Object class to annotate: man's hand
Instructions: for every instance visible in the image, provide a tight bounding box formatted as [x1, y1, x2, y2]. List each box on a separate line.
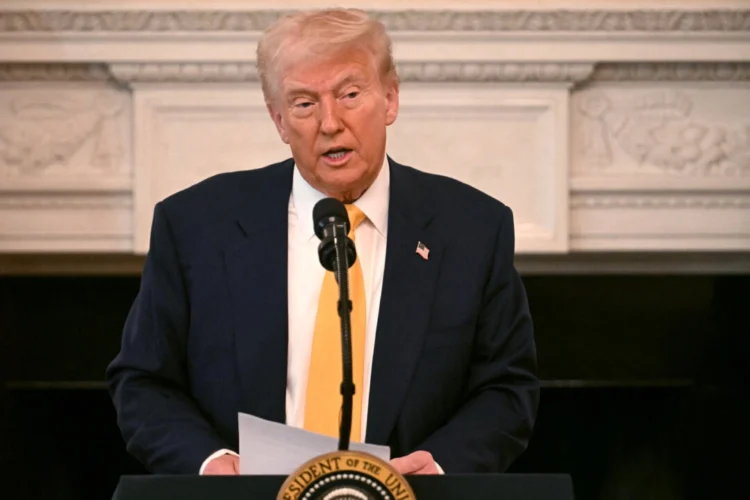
[202, 454, 239, 475]
[390, 451, 440, 475]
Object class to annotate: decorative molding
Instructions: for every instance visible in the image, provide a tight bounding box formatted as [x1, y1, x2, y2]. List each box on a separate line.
[575, 90, 750, 176]
[0, 63, 111, 82]
[591, 63, 750, 82]
[571, 194, 750, 209]
[7, 62, 750, 85]
[397, 62, 595, 83]
[5, 62, 747, 84]
[109, 62, 595, 84]
[0, 91, 127, 173]
[0, 194, 132, 209]
[371, 10, 750, 32]
[0, 10, 749, 33]
[109, 63, 258, 83]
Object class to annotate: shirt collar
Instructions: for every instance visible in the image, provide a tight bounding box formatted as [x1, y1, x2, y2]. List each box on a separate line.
[292, 156, 390, 241]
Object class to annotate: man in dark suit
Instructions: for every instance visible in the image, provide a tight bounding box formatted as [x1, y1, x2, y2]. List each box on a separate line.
[106, 8, 538, 476]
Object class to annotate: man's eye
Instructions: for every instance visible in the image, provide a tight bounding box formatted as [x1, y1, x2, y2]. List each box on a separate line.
[345, 92, 359, 99]
[295, 102, 313, 108]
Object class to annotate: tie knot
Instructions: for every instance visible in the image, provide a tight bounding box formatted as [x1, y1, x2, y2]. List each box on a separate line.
[345, 204, 366, 237]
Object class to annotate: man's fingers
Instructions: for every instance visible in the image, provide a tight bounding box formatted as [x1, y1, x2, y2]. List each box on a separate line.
[391, 451, 435, 474]
[204, 455, 240, 475]
[411, 461, 440, 475]
[390, 456, 418, 474]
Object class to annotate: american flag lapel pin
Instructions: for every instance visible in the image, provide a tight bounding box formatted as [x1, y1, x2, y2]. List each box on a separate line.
[415, 241, 430, 260]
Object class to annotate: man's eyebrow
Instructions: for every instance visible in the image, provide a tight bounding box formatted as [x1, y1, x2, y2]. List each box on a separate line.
[284, 83, 315, 97]
[334, 73, 364, 89]
[284, 72, 366, 99]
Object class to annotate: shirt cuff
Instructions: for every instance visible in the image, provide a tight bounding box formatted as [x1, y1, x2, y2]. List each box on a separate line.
[435, 461, 445, 474]
[199, 449, 239, 475]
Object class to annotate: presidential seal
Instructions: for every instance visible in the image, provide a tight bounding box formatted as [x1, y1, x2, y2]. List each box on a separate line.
[277, 450, 416, 500]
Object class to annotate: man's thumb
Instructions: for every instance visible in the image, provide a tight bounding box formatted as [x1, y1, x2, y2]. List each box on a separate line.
[395, 451, 432, 471]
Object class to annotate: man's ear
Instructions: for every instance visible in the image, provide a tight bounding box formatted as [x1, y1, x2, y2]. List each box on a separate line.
[267, 101, 289, 144]
[384, 79, 399, 126]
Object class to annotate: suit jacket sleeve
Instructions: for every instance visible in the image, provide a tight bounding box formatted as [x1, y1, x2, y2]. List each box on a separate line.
[105, 202, 230, 473]
[418, 205, 539, 472]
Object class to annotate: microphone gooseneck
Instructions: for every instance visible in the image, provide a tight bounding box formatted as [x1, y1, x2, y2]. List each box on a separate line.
[312, 198, 357, 451]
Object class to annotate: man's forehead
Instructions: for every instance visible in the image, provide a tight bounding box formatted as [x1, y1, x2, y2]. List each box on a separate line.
[281, 65, 370, 93]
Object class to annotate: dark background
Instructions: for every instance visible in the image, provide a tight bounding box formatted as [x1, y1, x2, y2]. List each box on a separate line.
[1, 270, 748, 499]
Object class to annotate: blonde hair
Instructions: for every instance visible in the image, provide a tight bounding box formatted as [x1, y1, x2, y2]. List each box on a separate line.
[256, 9, 398, 103]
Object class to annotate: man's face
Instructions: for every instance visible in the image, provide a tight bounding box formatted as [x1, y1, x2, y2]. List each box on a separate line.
[267, 47, 399, 202]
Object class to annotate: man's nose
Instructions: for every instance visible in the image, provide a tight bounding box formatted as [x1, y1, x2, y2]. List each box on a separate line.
[319, 98, 344, 136]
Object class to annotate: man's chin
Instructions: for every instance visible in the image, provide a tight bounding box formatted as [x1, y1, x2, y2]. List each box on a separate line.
[319, 165, 364, 184]
[320, 178, 368, 202]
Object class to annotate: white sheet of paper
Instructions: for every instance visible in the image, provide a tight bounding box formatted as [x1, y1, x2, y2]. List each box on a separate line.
[238, 412, 391, 475]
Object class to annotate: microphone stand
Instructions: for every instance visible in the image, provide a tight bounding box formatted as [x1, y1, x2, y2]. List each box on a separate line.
[283, 199, 416, 499]
[330, 225, 355, 452]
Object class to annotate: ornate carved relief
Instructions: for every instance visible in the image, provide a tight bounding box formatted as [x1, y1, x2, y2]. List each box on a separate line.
[1, 10, 748, 32]
[575, 90, 750, 176]
[0, 90, 129, 174]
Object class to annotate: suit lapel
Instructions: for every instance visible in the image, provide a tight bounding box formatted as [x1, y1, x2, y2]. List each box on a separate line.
[366, 159, 443, 445]
[224, 161, 294, 424]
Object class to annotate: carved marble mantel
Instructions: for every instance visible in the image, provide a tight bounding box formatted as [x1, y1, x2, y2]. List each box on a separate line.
[1, 1, 749, 268]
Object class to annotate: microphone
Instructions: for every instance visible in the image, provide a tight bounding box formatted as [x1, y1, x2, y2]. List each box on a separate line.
[312, 198, 357, 452]
[313, 198, 357, 273]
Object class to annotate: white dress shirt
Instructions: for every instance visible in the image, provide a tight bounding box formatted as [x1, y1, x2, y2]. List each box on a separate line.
[286, 157, 390, 440]
[199, 157, 389, 473]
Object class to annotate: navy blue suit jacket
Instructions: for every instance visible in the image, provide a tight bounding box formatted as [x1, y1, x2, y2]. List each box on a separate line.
[106, 157, 539, 474]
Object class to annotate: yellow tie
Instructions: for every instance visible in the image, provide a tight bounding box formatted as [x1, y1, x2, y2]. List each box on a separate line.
[304, 204, 367, 441]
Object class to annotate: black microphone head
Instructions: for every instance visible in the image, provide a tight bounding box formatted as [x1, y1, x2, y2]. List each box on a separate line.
[313, 197, 350, 240]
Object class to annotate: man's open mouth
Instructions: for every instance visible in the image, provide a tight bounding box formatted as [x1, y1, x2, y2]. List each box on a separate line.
[324, 148, 352, 159]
